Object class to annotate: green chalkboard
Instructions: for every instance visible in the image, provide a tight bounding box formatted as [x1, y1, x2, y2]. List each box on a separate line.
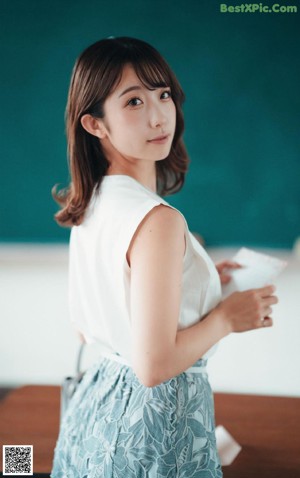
[0, 0, 299, 247]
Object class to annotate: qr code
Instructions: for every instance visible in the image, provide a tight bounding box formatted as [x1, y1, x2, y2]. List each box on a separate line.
[3, 445, 33, 475]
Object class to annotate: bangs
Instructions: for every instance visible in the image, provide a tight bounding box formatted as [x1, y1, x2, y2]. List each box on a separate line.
[87, 37, 184, 107]
[107, 58, 170, 99]
[116, 37, 172, 89]
[133, 59, 170, 90]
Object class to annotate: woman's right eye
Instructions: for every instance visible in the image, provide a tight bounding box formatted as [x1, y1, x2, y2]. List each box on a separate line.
[126, 97, 142, 107]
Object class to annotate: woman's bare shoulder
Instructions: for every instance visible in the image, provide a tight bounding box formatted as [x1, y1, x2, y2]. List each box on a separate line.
[126, 204, 186, 267]
[145, 203, 185, 226]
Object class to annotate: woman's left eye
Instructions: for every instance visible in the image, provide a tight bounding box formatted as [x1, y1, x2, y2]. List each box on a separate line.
[161, 90, 172, 99]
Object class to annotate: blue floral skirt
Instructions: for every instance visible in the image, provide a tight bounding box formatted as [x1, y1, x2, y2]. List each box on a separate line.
[51, 356, 222, 478]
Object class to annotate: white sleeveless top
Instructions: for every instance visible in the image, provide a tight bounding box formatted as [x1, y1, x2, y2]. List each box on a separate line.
[68, 174, 222, 365]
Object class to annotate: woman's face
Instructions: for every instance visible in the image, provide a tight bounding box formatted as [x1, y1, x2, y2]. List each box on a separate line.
[98, 64, 176, 165]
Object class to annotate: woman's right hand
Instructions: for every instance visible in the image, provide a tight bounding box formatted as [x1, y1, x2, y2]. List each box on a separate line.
[217, 285, 278, 334]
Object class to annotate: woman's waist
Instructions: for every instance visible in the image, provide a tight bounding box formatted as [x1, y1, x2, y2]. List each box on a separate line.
[100, 351, 207, 375]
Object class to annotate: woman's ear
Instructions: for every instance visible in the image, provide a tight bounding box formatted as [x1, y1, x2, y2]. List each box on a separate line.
[80, 114, 107, 139]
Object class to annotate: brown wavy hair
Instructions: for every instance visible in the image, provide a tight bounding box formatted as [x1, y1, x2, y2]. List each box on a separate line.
[53, 36, 190, 226]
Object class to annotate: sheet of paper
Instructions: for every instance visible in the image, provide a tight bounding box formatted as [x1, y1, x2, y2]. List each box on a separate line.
[222, 247, 288, 298]
[215, 425, 242, 466]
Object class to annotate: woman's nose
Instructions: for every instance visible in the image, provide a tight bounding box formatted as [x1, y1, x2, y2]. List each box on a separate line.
[149, 103, 167, 129]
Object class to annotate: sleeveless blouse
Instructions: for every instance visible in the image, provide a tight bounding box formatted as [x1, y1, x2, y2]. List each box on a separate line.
[68, 175, 222, 364]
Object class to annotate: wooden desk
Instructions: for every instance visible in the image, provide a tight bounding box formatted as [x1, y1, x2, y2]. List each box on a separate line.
[0, 386, 299, 477]
[214, 393, 300, 477]
[0, 386, 59, 477]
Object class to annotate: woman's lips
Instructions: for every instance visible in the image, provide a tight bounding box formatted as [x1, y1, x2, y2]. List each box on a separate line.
[147, 134, 170, 144]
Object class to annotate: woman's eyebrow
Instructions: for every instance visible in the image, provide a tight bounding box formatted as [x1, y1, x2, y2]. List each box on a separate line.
[119, 83, 167, 98]
[118, 85, 143, 98]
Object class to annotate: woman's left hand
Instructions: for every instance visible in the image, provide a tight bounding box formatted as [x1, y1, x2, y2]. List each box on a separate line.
[215, 260, 242, 284]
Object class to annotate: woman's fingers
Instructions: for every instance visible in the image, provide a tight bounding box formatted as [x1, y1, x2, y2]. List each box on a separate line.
[258, 284, 276, 297]
[259, 288, 277, 319]
[216, 260, 243, 284]
[263, 295, 279, 306]
[224, 261, 243, 269]
[216, 260, 242, 272]
[260, 287, 277, 326]
[219, 283, 278, 333]
[261, 317, 273, 327]
[259, 287, 278, 318]
[219, 274, 231, 284]
[263, 306, 273, 317]
[248, 285, 277, 301]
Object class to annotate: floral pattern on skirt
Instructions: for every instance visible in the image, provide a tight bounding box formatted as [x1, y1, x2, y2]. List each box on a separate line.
[51, 356, 222, 478]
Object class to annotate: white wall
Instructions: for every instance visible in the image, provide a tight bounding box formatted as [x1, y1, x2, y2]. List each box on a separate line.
[1, 244, 299, 397]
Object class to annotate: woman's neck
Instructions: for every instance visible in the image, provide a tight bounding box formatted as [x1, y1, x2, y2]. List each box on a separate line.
[101, 136, 158, 193]
[106, 163, 157, 193]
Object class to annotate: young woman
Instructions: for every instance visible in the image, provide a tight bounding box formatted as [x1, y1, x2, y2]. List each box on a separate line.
[51, 37, 278, 478]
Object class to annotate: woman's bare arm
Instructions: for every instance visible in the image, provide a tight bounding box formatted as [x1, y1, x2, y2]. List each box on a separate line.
[128, 205, 278, 387]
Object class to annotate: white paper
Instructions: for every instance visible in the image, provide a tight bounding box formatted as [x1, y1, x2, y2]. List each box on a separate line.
[215, 425, 242, 466]
[222, 247, 288, 298]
